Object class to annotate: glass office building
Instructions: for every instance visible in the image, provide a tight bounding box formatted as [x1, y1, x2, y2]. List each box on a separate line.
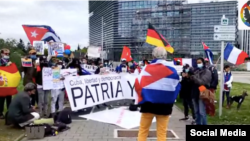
[238, 30, 250, 55]
[189, 1, 238, 58]
[89, 0, 238, 61]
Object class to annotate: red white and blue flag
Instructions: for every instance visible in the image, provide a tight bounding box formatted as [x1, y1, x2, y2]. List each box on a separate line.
[135, 59, 181, 104]
[224, 43, 248, 65]
[22, 25, 61, 44]
[202, 42, 214, 65]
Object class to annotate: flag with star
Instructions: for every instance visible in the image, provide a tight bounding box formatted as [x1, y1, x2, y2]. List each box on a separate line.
[22, 25, 61, 44]
[134, 59, 181, 104]
[121, 46, 133, 62]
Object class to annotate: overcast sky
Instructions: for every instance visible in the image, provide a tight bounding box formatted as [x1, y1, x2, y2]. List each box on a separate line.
[0, 0, 89, 49]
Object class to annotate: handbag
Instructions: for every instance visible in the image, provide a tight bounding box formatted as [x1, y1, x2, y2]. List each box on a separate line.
[199, 86, 215, 102]
[199, 87, 216, 116]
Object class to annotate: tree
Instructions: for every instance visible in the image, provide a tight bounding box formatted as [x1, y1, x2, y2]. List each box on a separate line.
[17, 39, 25, 50]
[0, 38, 26, 71]
[81, 47, 88, 54]
[26, 42, 31, 51]
[77, 44, 81, 50]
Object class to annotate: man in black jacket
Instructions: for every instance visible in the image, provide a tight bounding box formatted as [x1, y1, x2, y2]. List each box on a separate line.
[205, 59, 219, 102]
[7, 83, 40, 127]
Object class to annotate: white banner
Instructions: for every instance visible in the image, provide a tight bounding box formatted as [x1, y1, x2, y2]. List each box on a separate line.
[64, 74, 137, 111]
[87, 47, 101, 58]
[79, 107, 156, 129]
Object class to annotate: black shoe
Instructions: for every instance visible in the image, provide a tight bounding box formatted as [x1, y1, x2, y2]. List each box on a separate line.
[179, 116, 189, 121]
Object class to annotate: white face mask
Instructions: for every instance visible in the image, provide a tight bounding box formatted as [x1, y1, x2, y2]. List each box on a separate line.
[122, 67, 127, 72]
[3, 55, 9, 59]
[58, 65, 62, 69]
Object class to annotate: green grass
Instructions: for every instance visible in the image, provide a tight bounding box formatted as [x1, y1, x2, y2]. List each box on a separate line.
[175, 82, 250, 124]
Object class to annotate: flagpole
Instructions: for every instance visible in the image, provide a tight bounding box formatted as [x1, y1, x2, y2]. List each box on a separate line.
[219, 40, 224, 117]
[101, 16, 104, 64]
[215, 55, 221, 67]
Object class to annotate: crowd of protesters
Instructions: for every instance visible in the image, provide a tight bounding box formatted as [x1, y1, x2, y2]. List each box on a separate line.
[0, 46, 234, 141]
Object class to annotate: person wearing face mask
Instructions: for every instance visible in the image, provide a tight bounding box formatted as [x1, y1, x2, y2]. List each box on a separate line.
[48, 58, 65, 118]
[82, 58, 88, 64]
[116, 58, 128, 73]
[179, 64, 195, 123]
[35, 56, 50, 117]
[0, 48, 11, 66]
[22, 49, 38, 107]
[0, 49, 13, 119]
[190, 58, 212, 125]
[7, 83, 40, 127]
[103, 60, 110, 68]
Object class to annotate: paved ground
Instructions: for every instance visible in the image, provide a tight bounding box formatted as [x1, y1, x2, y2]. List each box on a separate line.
[218, 71, 250, 84]
[21, 106, 186, 141]
[232, 72, 250, 84]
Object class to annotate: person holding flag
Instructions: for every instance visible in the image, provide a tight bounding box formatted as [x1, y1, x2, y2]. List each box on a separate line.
[0, 48, 18, 119]
[202, 42, 218, 94]
[146, 22, 174, 54]
[135, 47, 181, 141]
[116, 46, 132, 73]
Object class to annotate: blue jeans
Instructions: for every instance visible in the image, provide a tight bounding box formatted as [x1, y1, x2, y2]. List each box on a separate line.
[222, 90, 230, 106]
[192, 99, 207, 125]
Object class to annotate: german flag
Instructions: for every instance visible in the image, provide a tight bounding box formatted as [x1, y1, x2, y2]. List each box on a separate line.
[0, 63, 21, 96]
[146, 23, 174, 54]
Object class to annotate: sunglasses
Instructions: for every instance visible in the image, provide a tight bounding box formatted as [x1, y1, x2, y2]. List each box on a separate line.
[4, 53, 10, 55]
[31, 53, 36, 55]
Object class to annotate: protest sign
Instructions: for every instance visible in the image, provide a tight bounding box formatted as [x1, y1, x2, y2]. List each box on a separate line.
[42, 67, 63, 90]
[33, 41, 44, 55]
[64, 74, 136, 111]
[21, 58, 32, 67]
[87, 46, 101, 58]
[60, 69, 77, 78]
[81, 64, 97, 74]
[49, 42, 64, 57]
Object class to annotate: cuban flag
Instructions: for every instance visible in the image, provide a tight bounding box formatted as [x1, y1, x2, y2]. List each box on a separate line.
[22, 25, 61, 44]
[173, 58, 197, 68]
[224, 43, 249, 65]
[202, 42, 214, 65]
[79, 65, 92, 75]
[135, 59, 181, 104]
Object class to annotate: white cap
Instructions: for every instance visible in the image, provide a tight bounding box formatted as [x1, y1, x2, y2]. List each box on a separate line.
[121, 58, 126, 61]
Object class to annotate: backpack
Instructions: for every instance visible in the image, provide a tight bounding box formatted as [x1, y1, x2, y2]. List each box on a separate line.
[54, 108, 72, 124]
[208, 66, 218, 88]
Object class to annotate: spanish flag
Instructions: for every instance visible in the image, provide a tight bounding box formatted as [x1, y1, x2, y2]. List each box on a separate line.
[146, 23, 174, 54]
[0, 63, 21, 96]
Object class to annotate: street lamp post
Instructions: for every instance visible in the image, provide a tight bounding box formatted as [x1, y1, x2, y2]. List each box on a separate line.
[101, 16, 104, 64]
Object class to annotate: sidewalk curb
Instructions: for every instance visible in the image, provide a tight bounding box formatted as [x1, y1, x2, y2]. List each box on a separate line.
[14, 134, 24, 141]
